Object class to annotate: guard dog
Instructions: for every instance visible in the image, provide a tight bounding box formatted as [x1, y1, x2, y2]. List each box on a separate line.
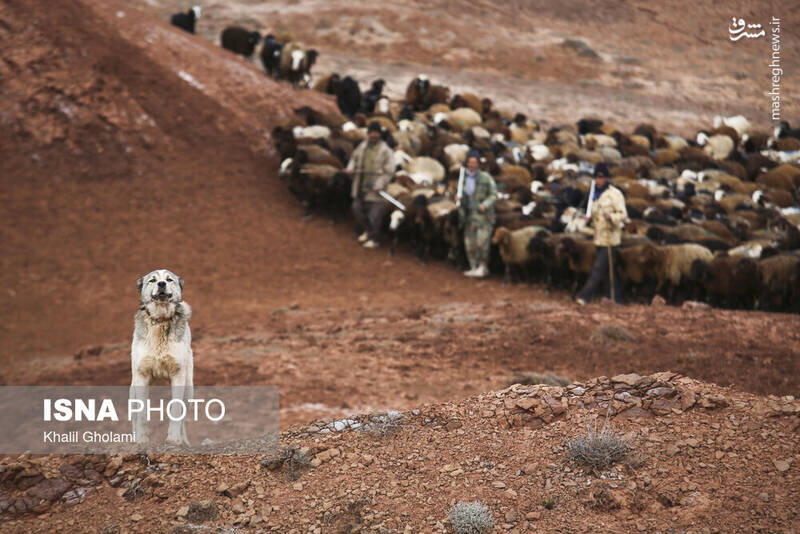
[130, 269, 193, 446]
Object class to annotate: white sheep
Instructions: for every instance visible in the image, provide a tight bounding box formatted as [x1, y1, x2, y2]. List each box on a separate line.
[447, 107, 482, 133]
[292, 125, 331, 140]
[404, 156, 445, 185]
[713, 115, 751, 137]
[697, 132, 734, 160]
[443, 143, 470, 171]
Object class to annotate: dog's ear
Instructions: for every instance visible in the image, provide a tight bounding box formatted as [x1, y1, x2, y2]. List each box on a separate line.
[136, 277, 144, 293]
[178, 276, 184, 290]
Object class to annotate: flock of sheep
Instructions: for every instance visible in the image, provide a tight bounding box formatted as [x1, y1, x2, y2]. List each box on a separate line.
[170, 6, 317, 86]
[169, 7, 800, 313]
[274, 73, 800, 313]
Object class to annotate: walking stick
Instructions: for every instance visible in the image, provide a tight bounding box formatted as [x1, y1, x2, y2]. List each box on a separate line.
[607, 244, 615, 304]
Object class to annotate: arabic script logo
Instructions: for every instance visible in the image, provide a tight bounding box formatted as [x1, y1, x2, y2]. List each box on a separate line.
[729, 17, 766, 41]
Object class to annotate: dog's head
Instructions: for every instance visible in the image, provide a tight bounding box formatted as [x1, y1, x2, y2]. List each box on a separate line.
[137, 269, 184, 306]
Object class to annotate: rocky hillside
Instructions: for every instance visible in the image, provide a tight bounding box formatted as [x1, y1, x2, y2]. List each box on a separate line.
[2, 373, 799, 532]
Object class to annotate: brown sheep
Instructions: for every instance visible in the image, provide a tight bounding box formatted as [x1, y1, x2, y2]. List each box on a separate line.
[312, 73, 339, 94]
[654, 149, 680, 167]
[758, 254, 800, 311]
[450, 93, 483, 116]
[492, 226, 548, 284]
[639, 243, 713, 301]
[555, 235, 597, 296]
[756, 164, 800, 191]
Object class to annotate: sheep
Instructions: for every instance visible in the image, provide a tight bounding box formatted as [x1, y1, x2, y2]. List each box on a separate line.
[713, 115, 751, 138]
[335, 76, 361, 117]
[313, 73, 340, 94]
[638, 243, 713, 302]
[710, 125, 740, 148]
[289, 151, 351, 219]
[774, 120, 800, 141]
[437, 108, 481, 133]
[442, 144, 470, 172]
[260, 34, 284, 78]
[753, 189, 795, 209]
[292, 124, 331, 141]
[362, 79, 385, 114]
[404, 156, 445, 185]
[758, 253, 800, 311]
[690, 255, 759, 309]
[554, 235, 597, 297]
[406, 195, 457, 263]
[756, 164, 800, 191]
[696, 132, 734, 160]
[577, 118, 604, 135]
[405, 75, 431, 111]
[492, 226, 548, 285]
[279, 42, 317, 87]
[525, 232, 565, 290]
[660, 134, 689, 152]
[220, 27, 261, 59]
[170, 6, 201, 34]
[616, 244, 657, 300]
[450, 93, 483, 116]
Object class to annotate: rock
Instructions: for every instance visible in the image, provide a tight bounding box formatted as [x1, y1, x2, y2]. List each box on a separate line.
[216, 483, 229, 495]
[773, 459, 791, 473]
[292, 482, 303, 491]
[522, 463, 537, 475]
[445, 420, 462, 430]
[26, 478, 71, 502]
[611, 373, 642, 387]
[651, 295, 666, 307]
[104, 456, 124, 477]
[664, 444, 680, 457]
[525, 511, 541, 520]
[186, 500, 217, 522]
[130, 513, 142, 522]
[224, 481, 250, 498]
[492, 481, 506, 489]
[176, 506, 189, 518]
[362, 455, 374, 466]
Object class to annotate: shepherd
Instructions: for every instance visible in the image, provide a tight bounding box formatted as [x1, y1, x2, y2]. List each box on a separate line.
[576, 163, 627, 305]
[346, 121, 394, 249]
[456, 150, 497, 278]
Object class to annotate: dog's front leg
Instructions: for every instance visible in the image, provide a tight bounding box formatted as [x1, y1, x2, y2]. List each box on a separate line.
[129, 374, 150, 446]
[167, 371, 190, 446]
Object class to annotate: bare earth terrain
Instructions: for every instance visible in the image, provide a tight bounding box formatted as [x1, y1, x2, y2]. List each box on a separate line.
[0, 0, 798, 531]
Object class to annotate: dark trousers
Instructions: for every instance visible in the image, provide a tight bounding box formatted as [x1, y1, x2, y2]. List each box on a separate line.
[578, 245, 622, 303]
[351, 197, 387, 242]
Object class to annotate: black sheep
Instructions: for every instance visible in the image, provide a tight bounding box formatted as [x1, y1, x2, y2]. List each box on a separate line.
[577, 118, 604, 135]
[774, 120, 800, 140]
[336, 76, 361, 118]
[221, 27, 262, 59]
[260, 34, 283, 78]
[362, 79, 386, 114]
[170, 6, 200, 34]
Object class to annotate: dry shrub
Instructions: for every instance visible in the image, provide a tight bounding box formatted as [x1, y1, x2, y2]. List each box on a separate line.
[507, 372, 571, 387]
[589, 324, 637, 344]
[567, 420, 630, 469]
[448, 501, 494, 534]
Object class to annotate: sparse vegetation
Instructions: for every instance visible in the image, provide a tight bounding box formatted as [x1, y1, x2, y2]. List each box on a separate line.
[448, 501, 494, 534]
[261, 446, 311, 480]
[567, 420, 631, 469]
[508, 372, 571, 387]
[541, 495, 556, 510]
[589, 324, 638, 344]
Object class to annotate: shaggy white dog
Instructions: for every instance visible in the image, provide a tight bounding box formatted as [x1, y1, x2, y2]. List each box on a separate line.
[130, 269, 193, 446]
